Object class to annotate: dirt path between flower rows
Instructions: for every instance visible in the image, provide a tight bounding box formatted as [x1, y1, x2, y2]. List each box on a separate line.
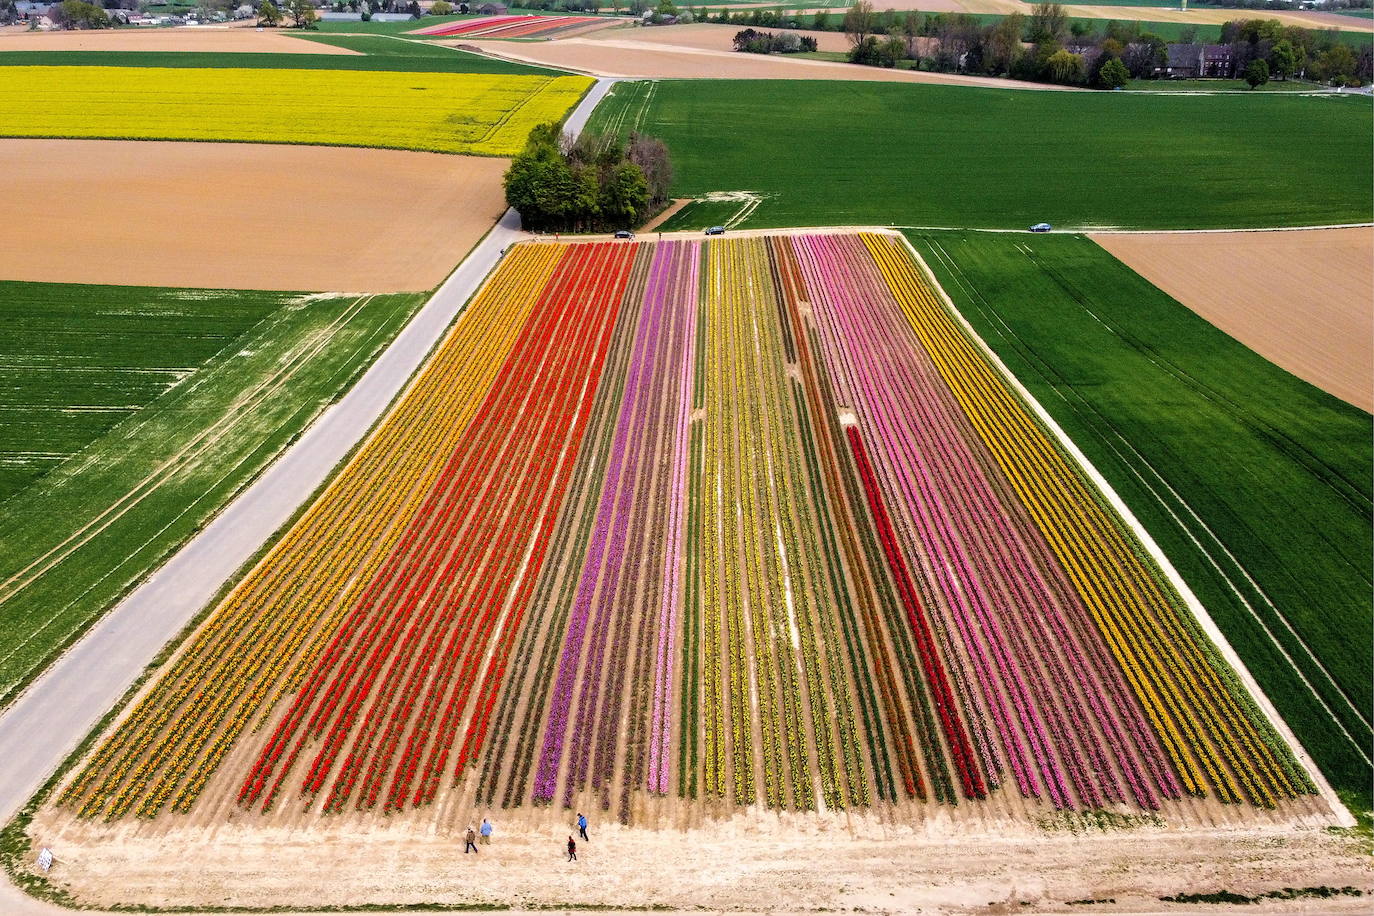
[1093, 228, 1374, 413]
[0, 139, 508, 292]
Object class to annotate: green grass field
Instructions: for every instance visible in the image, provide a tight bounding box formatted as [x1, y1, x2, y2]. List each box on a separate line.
[903, 230, 1373, 817]
[584, 80, 1373, 230]
[0, 282, 427, 711]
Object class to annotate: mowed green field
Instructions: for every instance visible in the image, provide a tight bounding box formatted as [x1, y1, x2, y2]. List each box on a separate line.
[903, 231, 1373, 816]
[0, 282, 427, 710]
[585, 80, 1373, 230]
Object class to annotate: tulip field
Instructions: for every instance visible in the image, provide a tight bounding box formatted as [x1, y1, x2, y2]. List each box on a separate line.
[57, 232, 1320, 828]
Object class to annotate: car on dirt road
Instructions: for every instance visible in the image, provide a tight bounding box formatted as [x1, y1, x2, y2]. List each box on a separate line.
[1029, 223, 1053, 233]
[614, 230, 634, 239]
[705, 226, 726, 236]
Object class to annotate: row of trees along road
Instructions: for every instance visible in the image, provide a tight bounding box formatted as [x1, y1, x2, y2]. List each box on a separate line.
[504, 123, 673, 233]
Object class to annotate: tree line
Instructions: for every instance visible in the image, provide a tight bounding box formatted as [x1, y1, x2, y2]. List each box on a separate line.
[504, 123, 673, 233]
[718, 2, 1371, 87]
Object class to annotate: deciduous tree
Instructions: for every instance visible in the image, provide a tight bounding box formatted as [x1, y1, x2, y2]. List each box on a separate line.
[843, 0, 875, 48]
[1097, 56, 1129, 88]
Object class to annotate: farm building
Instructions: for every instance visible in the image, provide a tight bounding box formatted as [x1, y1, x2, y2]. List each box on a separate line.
[1159, 43, 1238, 79]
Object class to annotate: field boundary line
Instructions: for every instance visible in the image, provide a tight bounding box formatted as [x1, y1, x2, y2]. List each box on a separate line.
[0, 295, 375, 612]
[896, 232, 1356, 828]
[891, 223, 1374, 235]
[923, 238, 1373, 755]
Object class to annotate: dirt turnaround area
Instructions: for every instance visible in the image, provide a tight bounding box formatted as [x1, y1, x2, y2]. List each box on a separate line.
[0, 139, 509, 292]
[0, 26, 357, 53]
[21, 809, 1374, 912]
[1093, 228, 1374, 413]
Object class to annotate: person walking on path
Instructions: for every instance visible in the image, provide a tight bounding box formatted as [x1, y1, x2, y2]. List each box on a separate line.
[464, 824, 478, 854]
[566, 835, 577, 862]
[480, 818, 493, 845]
[577, 812, 589, 842]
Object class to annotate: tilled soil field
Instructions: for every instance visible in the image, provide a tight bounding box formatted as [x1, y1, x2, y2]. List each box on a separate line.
[0, 139, 509, 292]
[1093, 228, 1374, 412]
[0, 27, 358, 53]
[455, 35, 1077, 87]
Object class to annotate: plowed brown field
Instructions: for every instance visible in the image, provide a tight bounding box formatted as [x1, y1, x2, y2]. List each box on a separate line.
[0, 27, 358, 53]
[454, 34, 1077, 88]
[1093, 228, 1374, 412]
[0, 139, 508, 292]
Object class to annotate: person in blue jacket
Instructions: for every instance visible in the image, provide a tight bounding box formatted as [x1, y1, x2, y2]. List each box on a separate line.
[576, 812, 589, 842]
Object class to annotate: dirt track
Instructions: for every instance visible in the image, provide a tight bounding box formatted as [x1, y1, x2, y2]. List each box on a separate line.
[1093, 228, 1374, 413]
[0, 27, 357, 53]
[0, 139, 508, 292]
[22, 808, 1374, 912]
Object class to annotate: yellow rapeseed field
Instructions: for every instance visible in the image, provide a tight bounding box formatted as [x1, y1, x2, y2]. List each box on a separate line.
[0, 66, 592, 156]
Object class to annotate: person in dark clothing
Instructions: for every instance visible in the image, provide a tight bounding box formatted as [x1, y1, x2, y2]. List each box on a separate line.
[576, 812, 589, 841]
[464, 825, 478, 854]
[566, 835, 577, 861]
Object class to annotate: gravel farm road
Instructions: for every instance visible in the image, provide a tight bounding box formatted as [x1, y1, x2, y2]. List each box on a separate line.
[0, 80, 616, 913]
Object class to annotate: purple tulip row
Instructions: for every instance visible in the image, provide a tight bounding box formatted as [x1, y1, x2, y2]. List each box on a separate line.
[533, 242, 697, 805]
[648, 241, 700, 796]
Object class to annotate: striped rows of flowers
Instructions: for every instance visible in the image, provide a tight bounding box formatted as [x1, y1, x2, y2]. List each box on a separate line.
[60, 233, 1313, 827]
[59, 244, 564, 821]
[859, 232, 1308, 809]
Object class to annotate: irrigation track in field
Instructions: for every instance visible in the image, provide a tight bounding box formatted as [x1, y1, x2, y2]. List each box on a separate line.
[0, 79, 617, 834]
[0, 295, 378, 621]
[921, 237, 1373, 768]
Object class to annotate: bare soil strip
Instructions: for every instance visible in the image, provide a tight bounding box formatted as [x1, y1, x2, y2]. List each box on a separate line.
[597, 22, 853, 54]
[641, 198, 692, 231]
[0, 27, 359, 53]
[455, 34, 1079, 88]
[22, 811, 1374, 912]
[1093, 228, 1374, 413]
[0, 139, 509, 292]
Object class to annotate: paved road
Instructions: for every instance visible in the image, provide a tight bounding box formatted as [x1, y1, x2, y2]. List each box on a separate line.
[0, 81, 613, 913]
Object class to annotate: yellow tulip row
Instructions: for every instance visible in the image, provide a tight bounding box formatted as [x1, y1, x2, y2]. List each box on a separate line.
[861, 233, 1301, 808]
[693, 237, 866, 811]
[62, 244, 566, 820]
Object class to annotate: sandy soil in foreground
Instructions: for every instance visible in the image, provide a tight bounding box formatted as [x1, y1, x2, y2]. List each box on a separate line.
[1093, 228, 1374, 413]
[22, 807, 1374, 912]
[455, 34, 1077, 87]
[0, 139, 508, 292]
[0, 27, 358, 53]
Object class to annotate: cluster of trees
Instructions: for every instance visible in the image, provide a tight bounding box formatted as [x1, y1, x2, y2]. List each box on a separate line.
[716, 1, 1367, 87]
[1219, 17, 1372, 85]
[732, 27, 817, 54]
[256, 0, 317, 27]
[1193, 0, 1369, 9]
[321, 0, 429, 18]
[504, 123, 673, 232]
[523, 0, 605, 12]
[50, 0, 111, 27]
